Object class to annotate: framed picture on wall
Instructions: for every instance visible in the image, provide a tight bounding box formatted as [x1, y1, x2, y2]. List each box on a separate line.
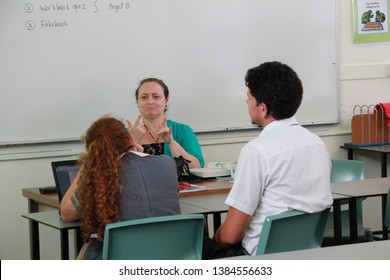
[353, 0, 390, 45]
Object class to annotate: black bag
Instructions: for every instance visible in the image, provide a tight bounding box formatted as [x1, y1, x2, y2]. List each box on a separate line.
[173, 156, 202, 183]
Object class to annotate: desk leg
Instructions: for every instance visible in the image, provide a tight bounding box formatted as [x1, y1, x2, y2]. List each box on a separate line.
[348, 198, 358, 243]
[347, 149, 354, 160]
[382, 195, 389, 240]
[75, 228, 83, 256]
[332, 201, 342, 245]
[27, 198, 39, 213]
[29, 220, 40, 260]
[380, 153, 387, 178]
[27, 198, 40, 260]
[213, 213, 222, 233]
[60, 230, 70, 260]
[202, 214, 210, 236]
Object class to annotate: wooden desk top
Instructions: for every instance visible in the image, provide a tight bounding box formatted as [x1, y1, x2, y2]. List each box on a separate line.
[181, 179, 232, 197]
[22, 188, 60, 208]
[22, 179, 233, 209]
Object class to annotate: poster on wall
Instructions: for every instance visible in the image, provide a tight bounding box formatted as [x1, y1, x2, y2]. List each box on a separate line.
[353, 0, 390, 45]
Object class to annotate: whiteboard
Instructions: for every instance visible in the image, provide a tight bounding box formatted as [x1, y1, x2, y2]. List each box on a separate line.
[0, 0, 339, 144]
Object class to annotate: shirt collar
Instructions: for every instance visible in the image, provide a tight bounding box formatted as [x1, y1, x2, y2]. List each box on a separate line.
[262, 116, 298, 132]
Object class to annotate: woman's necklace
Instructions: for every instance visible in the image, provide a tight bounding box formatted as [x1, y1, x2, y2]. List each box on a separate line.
[144, 124, 159, 144]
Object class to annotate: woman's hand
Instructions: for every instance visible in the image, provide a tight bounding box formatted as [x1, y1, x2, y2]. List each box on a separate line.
[157, 117, 174, 144]
[129, 115, 145, 144]
[132, 143, 144, 152]
[157, 118, 201, 168]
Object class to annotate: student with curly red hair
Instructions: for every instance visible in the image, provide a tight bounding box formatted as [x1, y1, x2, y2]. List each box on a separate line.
[60, 115, 180, 259]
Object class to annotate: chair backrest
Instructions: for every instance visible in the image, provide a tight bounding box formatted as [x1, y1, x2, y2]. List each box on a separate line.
[330, 159, 365, 182]
[256, 208, 330, 255]
[102, 214, 204, 260]
[330, 159, 366, 223]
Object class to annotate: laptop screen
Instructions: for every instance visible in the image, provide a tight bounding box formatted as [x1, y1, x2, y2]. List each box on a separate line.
[51, 160, 79, 202]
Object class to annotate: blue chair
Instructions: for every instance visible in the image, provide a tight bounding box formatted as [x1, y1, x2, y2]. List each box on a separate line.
[322, 159, 373, 246]
[256, 208, 330, 255]
[102, 214, 205, 260]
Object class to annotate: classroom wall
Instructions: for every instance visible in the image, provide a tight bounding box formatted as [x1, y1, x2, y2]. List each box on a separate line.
[1, 0, 390, 260]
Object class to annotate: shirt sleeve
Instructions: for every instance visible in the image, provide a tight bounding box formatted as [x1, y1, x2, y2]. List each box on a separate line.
[225, 143, 268, 215]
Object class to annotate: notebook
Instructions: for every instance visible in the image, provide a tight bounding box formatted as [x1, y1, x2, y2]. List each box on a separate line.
[51, 160, 79, 202]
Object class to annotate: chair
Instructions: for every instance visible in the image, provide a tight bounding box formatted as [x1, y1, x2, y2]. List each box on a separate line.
[102, 214, 204, 260]
[330, 159, 365, 182]
[256, 208, 330, 255]
[322, 159, 373, 246]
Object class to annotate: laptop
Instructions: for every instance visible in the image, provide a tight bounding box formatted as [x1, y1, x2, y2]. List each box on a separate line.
[51, 160, 80, 202]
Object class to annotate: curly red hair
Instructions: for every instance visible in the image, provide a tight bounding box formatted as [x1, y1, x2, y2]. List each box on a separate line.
[78, 116, 132, 243]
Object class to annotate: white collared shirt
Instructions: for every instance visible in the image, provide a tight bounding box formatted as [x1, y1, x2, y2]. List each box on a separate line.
[225, 117, 333, 255]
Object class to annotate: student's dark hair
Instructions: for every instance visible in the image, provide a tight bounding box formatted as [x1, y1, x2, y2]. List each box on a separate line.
[245, 61, 303, 120]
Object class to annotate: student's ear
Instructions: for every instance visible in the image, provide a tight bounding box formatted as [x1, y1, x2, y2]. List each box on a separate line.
[258, 102, 268, 117]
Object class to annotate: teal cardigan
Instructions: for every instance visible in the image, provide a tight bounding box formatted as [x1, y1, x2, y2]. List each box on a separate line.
[165, 119, 205, 167]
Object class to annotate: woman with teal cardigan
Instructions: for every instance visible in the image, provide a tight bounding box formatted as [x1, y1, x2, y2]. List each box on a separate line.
[130, 77, 204, 168]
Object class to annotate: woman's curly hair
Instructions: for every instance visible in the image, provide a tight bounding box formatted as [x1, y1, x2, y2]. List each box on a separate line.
[77, 116, 132, 243]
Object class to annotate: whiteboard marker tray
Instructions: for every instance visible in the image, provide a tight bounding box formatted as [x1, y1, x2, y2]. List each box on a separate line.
[190, 168, 230, 178]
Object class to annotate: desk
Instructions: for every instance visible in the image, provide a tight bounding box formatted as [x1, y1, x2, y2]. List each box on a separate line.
[331, 193, 350, 245]
[331, 177, 390, 243]
[181, 193, 229, 232]
[229, 239, 390, 260]
[24, 179, 378, 259]
[181, 193, 347, 246]
[180, 192, 349, 246]
[22, 179, 232, 213]
[340, 144, 390, 177]
[21, 211, 82, 260]
[21, 201, 220, 260]
[22, 179, 232, 260]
